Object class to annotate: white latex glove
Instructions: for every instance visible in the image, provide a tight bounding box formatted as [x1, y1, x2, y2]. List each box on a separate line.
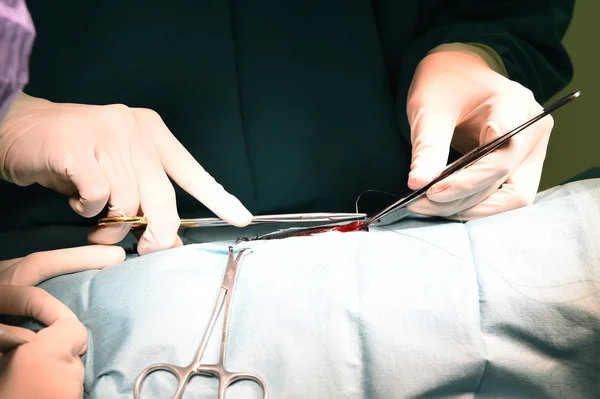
[0, 93, 253, 254]
[0, 245, 126, 399]
[405, 43, 553, 220]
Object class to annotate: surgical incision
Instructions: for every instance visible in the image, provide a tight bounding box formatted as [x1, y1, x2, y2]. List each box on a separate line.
[236, 221, 369, 243]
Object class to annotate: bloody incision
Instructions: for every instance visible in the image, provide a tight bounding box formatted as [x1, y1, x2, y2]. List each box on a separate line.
[237, 220, 369, 243]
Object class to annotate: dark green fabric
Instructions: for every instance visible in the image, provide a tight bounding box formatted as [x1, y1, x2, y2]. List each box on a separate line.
[562, 167, 600, 184]
[0, 0, 574, 230]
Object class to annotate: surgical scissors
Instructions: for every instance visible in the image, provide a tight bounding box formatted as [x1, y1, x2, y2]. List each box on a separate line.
[98, 212, 367, 230]
[133, 247, 268, 399]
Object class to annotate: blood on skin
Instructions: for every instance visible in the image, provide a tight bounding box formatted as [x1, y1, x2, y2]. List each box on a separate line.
[237, 221, 369, 243]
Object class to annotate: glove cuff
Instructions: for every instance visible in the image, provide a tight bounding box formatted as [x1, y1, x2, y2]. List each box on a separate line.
[427, 42, 509, 78]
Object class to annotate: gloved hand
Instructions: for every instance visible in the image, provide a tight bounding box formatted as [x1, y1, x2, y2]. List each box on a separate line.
[405, 43, 553, 220]
[0, 93, 253, 254]
[0, 245, 126, 399]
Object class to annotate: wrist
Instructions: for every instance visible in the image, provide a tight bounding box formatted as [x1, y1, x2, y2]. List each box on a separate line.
[1, 91, 28, 127]
[0, 92, 48, 129]
[0, 92, 43, 183]
[427, 42, 508, 77]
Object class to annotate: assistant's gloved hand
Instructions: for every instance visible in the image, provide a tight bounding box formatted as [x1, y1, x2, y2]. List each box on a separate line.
[405, 43, 553, 220]
[0, 93, 253, 254]
[0, 245, 126, 399]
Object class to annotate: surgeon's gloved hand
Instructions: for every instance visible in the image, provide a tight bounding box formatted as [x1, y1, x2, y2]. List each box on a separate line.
[0, 245, 126, 399]
[0, 93, 253, 254]
[405, 43, 553, 220]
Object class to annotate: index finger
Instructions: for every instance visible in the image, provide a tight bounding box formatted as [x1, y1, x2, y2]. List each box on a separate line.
[0, 287, 89, 356]
[0, 245, 126, 286]
[0, 285, 77, 326]
[34, 317, 88, 357]
[137, 109, 253, 227]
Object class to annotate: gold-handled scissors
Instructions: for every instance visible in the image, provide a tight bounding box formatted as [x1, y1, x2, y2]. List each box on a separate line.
[134, 247, 267, 399]
[98, 212, 367, 230]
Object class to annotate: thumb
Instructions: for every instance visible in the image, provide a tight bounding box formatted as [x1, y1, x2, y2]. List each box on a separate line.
[35, 318, 89, 357]
[406, 105, 458, 190]
[0, 286, 89, 355]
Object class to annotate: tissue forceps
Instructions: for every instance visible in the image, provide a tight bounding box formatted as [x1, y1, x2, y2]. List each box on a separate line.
[365, 90, 581, 227]
[98, 212, 367, 230]
[133, 247, 268, 399]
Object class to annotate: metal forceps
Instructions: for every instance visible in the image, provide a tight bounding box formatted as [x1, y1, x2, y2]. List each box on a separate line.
[365, 90, 581, 227]
[133, 247, 268, 399]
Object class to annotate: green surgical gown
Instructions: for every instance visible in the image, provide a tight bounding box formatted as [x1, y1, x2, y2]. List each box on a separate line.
[0, 0, 574, 229]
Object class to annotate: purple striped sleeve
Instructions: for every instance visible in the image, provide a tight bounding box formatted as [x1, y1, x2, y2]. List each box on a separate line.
[0, 0, 35, 122]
